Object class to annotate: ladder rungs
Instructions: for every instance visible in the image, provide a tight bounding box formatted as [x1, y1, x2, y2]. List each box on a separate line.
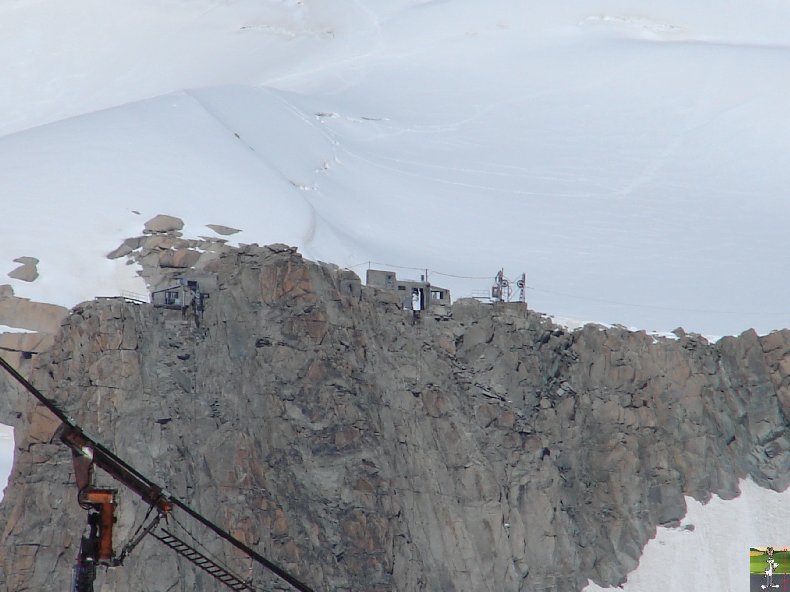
[152, 529, 254, 591]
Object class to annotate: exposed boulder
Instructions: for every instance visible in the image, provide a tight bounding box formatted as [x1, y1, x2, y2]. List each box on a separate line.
[206, 224, 241, 236]
[159, 248, 201, 268]
[143, 214, 184, 234]
[7, 257, 39, 282]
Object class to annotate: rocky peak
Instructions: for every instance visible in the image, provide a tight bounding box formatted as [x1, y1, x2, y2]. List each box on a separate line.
[0, 245, 788, 591]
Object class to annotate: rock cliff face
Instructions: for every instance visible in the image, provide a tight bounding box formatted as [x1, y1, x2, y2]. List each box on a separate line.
[1, 245, 788, 592]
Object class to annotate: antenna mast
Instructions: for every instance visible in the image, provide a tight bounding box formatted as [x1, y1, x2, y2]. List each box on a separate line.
[491, 269, 526, 305]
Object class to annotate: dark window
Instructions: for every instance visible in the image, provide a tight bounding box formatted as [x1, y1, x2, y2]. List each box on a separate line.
[165, 290, 181, 306]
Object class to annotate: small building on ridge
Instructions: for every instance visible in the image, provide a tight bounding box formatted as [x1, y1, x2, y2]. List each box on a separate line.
[365, 269, 450, 311]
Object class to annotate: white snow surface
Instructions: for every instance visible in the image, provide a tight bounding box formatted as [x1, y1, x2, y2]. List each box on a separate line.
[584, 479, 790, 592]
[0, 424, 12, 502]
[0, 0, 788, 336]
[1, 0, 789, 587]
[0, 326, 35, 334]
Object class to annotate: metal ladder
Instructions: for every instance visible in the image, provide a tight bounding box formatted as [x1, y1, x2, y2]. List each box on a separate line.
[152, 528, 255, 591]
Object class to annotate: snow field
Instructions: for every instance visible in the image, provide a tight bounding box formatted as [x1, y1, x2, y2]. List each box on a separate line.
[3, 1, 790, 335]
[583, 479, 790, 592]
[0, 425, 12, 501]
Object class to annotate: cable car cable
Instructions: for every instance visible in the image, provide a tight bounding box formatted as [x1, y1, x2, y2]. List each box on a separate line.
[0, 356, 317, 592]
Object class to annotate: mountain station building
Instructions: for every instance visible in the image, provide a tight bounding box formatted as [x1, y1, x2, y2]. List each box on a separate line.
[366, 269, 450, 311]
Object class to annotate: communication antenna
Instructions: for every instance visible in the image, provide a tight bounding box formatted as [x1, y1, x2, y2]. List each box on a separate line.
[491, 269, 508, 303]
[491, 269, 526, 305]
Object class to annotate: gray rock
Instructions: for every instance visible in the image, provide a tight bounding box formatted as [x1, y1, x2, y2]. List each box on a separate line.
[106, 243, 134, 259]
[206, 224, 241, 236]
[0, 247, 788, 592]
[158, 248, 201, 268]
[143, 214, 185, 234]
[7, 257, 39, 282]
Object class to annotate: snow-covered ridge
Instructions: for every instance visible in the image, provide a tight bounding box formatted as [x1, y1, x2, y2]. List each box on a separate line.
[3, 1, 790, 337]
[3, 73, 788, 336]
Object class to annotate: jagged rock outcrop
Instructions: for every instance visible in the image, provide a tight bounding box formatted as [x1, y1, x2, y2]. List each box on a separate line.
[106, 218, 233, 293]
[0, 245, 788, 592]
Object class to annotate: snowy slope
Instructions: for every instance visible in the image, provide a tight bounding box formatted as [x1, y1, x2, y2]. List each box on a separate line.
[0, 425, 11, 499]
[1, 0, 789, 336]
[2, 0, 790, 587]
[0, 89, 319, 305]
[0, 0, 365, 137]
[584, 479, 790, 592]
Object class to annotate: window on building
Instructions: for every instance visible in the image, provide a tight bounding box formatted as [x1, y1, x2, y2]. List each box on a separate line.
[165, 290, 181, 306]
[431, 290, 444, 300]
